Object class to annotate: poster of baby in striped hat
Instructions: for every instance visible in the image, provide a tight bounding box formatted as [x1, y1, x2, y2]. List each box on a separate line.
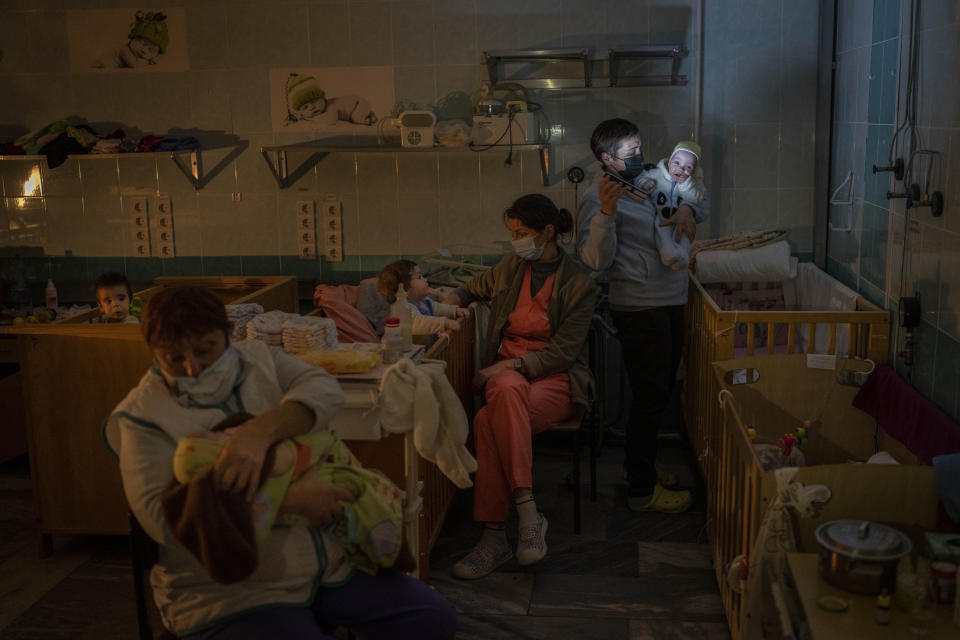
[68, 8, 189, 72]
[269, 67, 393, 133]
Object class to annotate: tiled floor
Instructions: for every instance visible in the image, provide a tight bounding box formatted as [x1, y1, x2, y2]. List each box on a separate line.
[0, 429, 730, 639]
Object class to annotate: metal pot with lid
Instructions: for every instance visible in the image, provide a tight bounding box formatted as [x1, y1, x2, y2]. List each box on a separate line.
[815, 520, 913, 594]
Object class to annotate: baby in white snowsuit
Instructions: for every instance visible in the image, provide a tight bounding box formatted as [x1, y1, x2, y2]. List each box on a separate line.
[644, 140, 706, 271]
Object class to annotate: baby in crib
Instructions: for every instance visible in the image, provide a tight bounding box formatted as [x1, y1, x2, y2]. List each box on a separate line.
[375, 260, 469, 335]
[643, 141, 707, 271]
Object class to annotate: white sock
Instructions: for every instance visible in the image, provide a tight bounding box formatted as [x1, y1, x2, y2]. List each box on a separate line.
[480, 523, 507, 548]
[515, 495, 538, 528]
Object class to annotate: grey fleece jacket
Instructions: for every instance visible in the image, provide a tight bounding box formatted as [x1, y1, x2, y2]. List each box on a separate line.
[577, 166, 710, 309]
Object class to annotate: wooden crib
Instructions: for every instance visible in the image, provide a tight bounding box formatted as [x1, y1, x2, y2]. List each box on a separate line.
[344, 315, 475, 580]
[684, 270, 889, 483]
[683, 267, 892, 639]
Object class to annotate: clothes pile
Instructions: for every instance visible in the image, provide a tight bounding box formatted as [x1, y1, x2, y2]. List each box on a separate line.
[245, 310, 299, 347]
[0, 119, 201, 168]
[225, 303, 264, 342]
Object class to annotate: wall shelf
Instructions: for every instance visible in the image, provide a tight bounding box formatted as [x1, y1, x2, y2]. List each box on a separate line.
[260, 143, 552, 189]
[484, 48, 591, 88]
[66, 149, 203, 190]
[609, 45, 688, 86]
[482, 45, 689, 88]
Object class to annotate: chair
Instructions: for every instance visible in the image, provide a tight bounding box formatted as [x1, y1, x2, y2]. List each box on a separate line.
[544, 314, 614, 534]
[129, 512, 173, 640]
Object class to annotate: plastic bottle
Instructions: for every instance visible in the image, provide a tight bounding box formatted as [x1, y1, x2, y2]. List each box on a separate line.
[45, 278, 58, 310]
[381, 317, 404, 364]
[390, 283, 413, 351]
[875, 588, 891, 625]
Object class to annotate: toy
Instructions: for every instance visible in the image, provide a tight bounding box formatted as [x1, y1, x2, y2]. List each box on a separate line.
[795, 419, 811, 446]
[778, 433, 798, 457]
[746, 425, 757, 443]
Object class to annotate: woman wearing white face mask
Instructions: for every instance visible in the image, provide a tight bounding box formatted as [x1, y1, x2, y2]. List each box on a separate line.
[104, 287, 457, 639]
[443, 194, 597, 579]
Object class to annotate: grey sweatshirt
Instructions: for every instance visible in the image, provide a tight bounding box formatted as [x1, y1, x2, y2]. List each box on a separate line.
[577, 166, 710, 309]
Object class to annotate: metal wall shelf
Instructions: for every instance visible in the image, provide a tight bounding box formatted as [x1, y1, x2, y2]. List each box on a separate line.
[483, 44, 689, 88]
[67, 149, 202, 190]
[260, 143, 551, 189]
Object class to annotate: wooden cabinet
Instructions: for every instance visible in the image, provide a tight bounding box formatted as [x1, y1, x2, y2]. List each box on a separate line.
[11, 276, 297, 554]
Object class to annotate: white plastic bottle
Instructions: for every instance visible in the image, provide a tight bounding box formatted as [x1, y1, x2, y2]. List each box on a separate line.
[45, 278, 58, 310]
[391, 283, 413, 351]
[381, 317, 404, 364]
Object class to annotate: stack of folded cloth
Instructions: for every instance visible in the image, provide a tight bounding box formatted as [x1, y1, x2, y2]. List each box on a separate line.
[226, 303, 264, 342]
[245, 310, 297, 347]
[281, 316, 338, 354]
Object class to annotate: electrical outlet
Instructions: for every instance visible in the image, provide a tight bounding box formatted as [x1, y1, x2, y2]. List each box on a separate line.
[325, 246, 342, 262]
[298, 200, 314, 216]
[299, 230, 315, 245]
[158, 242, 175, 258]
[299, 244, 317, 259]
[130, 197, 148, 216]
[133, 241, 151, 257]
[298, 213, 316, 232]
[323, 195, 341, 217]
[156, 195, 171, 216]
[325, 216, 340, 231]
[324, 231, 341, 247]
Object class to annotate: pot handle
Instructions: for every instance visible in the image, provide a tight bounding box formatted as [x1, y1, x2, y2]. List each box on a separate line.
[857, 521, 870, 539]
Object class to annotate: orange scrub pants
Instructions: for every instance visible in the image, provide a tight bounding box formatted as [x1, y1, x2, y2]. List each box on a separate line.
[472, 268, 576, 523]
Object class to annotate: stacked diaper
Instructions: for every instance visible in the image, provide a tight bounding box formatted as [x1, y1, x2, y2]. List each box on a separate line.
[281, 316, 338, 354]
[226, 303, 264, 342]
[245, 310, 298, 347]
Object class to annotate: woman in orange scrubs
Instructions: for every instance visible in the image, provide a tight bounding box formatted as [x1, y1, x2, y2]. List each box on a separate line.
[443, 194, 597, 579]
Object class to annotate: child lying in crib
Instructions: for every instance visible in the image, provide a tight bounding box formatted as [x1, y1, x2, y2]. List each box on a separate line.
[377, 260, 469, 335]
[165, 412, 413, 582]
[643, 141, 706, 271]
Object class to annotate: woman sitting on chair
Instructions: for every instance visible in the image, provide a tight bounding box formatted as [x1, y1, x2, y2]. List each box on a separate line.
[104, 286, 456, 639]
[444, 194, 596, 579]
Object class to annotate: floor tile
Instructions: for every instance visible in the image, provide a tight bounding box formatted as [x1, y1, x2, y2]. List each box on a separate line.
[629, 619, 731, 639]
[456, 613, 629, 640]
[529, 573, 725, 620]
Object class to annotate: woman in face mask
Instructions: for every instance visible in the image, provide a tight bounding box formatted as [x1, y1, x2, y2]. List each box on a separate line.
[442, 194, 597, 579]
[104, 286, 457, 639]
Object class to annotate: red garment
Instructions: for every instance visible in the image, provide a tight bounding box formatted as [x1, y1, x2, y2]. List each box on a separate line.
[473, 267, 576, 522]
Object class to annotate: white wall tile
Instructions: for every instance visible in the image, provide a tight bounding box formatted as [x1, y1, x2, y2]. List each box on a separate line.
[309, 2, 353, 66]
[356, 153, 398, 193]
[357, 191, 399, 253]
[186, 2, 229, 69]
[349, 2, 394, 66]
[393, 1, 435, 65]
[227, 3, 311, 68]
[734, 123, 780, 189]
[397, 193, 441, 253]
[397, 153, 438, 193]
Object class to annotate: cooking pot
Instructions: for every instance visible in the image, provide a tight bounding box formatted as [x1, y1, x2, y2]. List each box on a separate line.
[815, 520, 912, 594]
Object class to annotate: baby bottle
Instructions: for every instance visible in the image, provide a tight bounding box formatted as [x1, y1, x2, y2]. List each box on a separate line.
[382, 317, 404, 364]
[391, 284, 413, 351]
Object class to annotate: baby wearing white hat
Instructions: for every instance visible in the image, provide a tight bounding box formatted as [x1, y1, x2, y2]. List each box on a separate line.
[643, 140, 706, 271]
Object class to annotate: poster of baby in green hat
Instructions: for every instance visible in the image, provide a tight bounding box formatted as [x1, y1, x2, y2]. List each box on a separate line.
[269, 67, 394, 133]
[67, 8, 188, 72]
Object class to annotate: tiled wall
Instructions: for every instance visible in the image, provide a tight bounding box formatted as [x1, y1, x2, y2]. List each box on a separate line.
[827, 0, 960, 421]
[1, 0, 818, 300]
[700, 0, 819, 257]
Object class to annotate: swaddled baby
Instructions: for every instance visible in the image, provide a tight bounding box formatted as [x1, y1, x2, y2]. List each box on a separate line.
[166, 413, 413, 582]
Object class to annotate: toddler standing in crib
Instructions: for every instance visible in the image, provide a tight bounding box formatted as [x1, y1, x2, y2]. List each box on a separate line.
[377, 260, 469, 335]
[644, 140, 706, 271]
